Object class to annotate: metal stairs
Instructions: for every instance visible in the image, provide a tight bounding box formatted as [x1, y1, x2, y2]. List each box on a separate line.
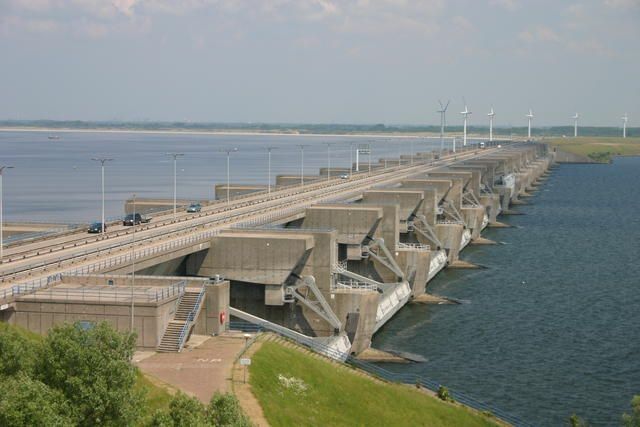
[157, 287, 205, 352]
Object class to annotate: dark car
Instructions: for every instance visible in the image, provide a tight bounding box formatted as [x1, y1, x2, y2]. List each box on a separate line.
[87, 222, 107, 233]
[186, 202, 202, 213]
[123, 213, 149, 226]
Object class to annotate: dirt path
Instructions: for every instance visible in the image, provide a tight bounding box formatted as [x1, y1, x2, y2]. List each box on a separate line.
[231, 337, 270, 427]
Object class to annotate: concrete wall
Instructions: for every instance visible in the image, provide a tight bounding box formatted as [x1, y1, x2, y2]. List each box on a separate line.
[194, 280, 230, 336]
[195, 232, 314, 285]
[12, 297, 177, 350]
[302, 205, 382, 244]
[214, 184, 267, 200]
[361, 190, 423, 221]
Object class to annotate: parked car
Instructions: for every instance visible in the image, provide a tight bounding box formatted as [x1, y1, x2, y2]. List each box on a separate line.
[87, 222, 107, 233]
[186, 202, 202, 213]
[339, 174, 349, 179]
[123, 213, 150, 226]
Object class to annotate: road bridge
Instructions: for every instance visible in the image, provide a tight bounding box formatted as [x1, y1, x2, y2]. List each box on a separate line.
[1, 141, 554, 358]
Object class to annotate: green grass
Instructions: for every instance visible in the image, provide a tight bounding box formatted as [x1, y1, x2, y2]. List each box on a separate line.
[134, 370, 174, 425]
[249, 340, 500, 427]
[548, 137, 640, 163]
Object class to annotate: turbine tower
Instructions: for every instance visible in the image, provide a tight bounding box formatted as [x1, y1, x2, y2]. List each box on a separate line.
[487, 107, 495, 142]
[460, 101, 472, 146]
[622, 113, 628, 138]
[526, 109, 534, 138]
[572, 112, 579, 137]
[437, 99, 450, 152]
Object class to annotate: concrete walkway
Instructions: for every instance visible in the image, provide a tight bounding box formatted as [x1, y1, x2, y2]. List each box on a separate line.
[134, 332, 249, 403]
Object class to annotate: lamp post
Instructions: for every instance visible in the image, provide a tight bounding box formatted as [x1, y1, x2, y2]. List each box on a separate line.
[91, 158, 113, 234]
[130, 193, 136, 332]
[266, 147, 278, 193]
[0, 166, 14, 263]
[325, 142, 333, 181]
[297, 145, 306, 186]
[409, 139, 414, 165]
[167, 153, 184, 221]
[349, 142, 354, 178]
[219, 148, 238, 204]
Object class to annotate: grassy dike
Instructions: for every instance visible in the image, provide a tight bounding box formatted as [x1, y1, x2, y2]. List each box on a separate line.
[248, 339, 500, 427]
[547, 137, 640, 163]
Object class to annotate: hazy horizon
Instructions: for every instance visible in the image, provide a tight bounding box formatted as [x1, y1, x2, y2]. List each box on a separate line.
[1, 0, 638, 127]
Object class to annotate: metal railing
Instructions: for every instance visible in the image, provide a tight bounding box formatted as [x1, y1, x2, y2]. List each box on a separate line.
[177, 284, 206, 352]
[15, 280, 185, 303]
[227, 320, 533, 427]
[396, 242, 430, 251]
[332, 279, 378, 293]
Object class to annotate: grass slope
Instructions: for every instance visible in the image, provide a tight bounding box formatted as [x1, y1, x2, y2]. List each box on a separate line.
[548, 137, 640, 162]
[249, 340, 499, 427]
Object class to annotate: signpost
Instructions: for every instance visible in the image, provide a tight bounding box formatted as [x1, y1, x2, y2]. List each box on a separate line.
[240, 358, 251, 383]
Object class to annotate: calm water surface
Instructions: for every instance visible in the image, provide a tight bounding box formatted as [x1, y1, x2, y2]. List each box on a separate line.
[0, 130, 459, 223]
[374, 157, 640, 426]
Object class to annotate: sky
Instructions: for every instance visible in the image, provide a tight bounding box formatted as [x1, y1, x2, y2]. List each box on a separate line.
[0, 0, 638, 127]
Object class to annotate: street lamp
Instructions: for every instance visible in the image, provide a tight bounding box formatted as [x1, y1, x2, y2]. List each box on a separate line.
[349, 142, 354, 178]
[266, 147, 278, 193]
[409, 139, 414, 165]
[0, 165, 14, 263]
[219, 148, 238, 204]
[325, 142, 333, 181]
[91, 158, 113, 234]
[297, 144, 306, 186]
[130, 193, 136, 332]
[167, 153, 184, 221]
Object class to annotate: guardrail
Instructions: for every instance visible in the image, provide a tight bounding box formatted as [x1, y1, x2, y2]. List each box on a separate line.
[396, 242, 430, 251]
[227, 319, 533, 427]
[14, 280, 185, 303]
[332, 279, 378, 293]
[2, 230, 219, 300]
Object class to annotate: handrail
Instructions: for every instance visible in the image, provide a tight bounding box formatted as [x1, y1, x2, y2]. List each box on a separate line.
[227, 320, 533, 427]
[176, 284, 206, 352]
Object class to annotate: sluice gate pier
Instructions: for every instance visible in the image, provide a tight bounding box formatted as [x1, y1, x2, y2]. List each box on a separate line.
[1, 141, 553, 358]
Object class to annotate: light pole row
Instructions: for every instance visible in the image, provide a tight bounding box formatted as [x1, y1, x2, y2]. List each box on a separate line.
[0, 165, 14, 263]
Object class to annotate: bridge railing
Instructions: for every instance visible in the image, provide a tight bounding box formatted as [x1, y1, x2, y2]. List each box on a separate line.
[227, 319, 533, 427]
[3, 230, 219, 300]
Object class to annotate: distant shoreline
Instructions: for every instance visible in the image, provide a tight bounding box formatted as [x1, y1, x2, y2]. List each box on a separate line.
[0, 126, 448, 139]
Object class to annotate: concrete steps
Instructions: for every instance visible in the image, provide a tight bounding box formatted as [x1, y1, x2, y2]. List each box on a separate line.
[157, 289, 204, 352]
[157, 321, 185, 352]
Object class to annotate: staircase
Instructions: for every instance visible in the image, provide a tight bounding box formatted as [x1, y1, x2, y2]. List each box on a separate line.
[157, 287, 205, 353]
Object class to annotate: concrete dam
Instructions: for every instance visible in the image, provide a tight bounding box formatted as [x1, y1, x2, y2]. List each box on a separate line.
[0, 141, 553, 358]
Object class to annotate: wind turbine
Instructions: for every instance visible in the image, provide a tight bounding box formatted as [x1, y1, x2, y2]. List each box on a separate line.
[437, 100, 450, 152]
[526, 109, 534, 138]
[572, 112, 579, 137]
[460, 100, 472, 146]
[622, 113, 628, 138]
[487, 107, 495, 142]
